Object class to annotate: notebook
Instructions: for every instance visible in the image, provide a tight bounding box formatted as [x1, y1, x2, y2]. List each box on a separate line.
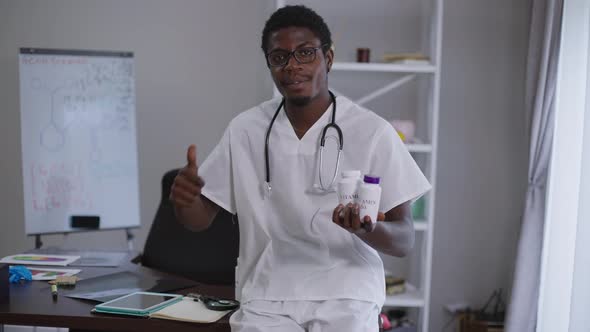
[150, 297, 232, 323]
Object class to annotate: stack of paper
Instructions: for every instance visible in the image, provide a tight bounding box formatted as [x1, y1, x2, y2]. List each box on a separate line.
[0, 254, 80, 266]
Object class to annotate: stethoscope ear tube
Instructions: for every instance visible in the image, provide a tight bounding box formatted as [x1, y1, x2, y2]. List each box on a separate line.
[320, 122, 343, 148]
[265, 99, 284, 184]
[318, 144, 341, 191]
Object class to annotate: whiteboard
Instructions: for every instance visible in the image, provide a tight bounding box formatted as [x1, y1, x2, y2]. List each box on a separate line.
[19, 48, 140, 235]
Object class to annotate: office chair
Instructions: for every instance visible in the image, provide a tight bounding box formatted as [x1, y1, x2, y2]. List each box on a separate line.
[139, 169, 239, 285]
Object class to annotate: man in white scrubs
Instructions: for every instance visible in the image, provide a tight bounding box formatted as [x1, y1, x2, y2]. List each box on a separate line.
[170, 5, 431, 331]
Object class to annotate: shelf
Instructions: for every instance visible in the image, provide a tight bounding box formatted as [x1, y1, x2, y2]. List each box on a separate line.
[384, 283, 425, 307]
[273, 2, 442, 330]
[414, 220, 428, 231]
[406, 144, 433, 153]
[332, 62, 436, 73]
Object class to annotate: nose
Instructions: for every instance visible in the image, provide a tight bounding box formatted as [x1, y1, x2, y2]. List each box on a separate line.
[283, 53, 301, 71]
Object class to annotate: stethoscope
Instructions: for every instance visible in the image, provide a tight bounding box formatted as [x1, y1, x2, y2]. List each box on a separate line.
[264, 91, 343, 198]
[186, 293, 240, 311]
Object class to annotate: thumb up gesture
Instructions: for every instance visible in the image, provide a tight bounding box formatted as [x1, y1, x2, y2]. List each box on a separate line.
[170, 145, 205, 208]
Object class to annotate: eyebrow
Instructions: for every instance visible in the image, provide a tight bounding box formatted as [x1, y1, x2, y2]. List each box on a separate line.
[268, 41, 316, 53]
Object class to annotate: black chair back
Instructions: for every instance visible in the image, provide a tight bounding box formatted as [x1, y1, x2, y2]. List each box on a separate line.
[142, 169, 239, 285]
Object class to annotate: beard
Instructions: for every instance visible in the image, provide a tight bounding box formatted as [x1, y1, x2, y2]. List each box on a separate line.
[289, 96, 311, 107]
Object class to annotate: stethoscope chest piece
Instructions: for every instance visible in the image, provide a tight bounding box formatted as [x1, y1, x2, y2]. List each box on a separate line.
[186, 293, 240, 311]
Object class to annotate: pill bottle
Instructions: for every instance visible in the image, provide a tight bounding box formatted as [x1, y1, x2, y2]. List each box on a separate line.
[337, 170, 361, 205]
[358, 174, 382, 229]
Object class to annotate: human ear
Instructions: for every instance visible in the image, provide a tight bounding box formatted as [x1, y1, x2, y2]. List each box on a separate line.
[326, 46, 334, 73]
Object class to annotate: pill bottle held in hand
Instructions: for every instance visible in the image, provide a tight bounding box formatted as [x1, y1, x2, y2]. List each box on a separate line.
[358, 175, 382, 229]
[337, 170, 362, 205]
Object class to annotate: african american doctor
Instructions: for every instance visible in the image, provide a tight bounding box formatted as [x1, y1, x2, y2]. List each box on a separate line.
[170, 5, 431, 332]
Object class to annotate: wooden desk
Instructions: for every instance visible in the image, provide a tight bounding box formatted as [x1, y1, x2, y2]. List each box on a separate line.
[0, 257, 233, 332]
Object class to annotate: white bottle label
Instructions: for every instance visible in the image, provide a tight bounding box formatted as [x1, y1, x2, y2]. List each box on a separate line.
[337, 182, 359, 205]
[337, 173, 361, 205]
[358, 185, 381, 226]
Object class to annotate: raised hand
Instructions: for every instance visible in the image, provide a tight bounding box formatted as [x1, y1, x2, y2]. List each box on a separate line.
[170, 145, 206, 208]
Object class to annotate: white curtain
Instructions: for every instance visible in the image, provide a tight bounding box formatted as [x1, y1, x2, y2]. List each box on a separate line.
[505, 0, 563, 331]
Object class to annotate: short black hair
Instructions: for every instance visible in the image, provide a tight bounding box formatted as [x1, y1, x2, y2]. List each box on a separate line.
[261, 5, 332, 54]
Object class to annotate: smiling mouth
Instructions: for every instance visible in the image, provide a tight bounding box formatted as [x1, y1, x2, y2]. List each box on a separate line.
[283, 80, 308, 86]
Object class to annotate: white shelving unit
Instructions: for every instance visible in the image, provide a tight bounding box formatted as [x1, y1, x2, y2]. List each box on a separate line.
[383, 283, 425, 307]
[274, 1, 442, 331]
[332, 62, 436, 73]
[407, 143, 434, 153]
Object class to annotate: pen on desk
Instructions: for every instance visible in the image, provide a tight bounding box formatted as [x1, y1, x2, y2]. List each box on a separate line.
[51, 284, 58, 300]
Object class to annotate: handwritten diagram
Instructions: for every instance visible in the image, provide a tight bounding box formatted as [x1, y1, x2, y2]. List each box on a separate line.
[19, 49, 140, 233]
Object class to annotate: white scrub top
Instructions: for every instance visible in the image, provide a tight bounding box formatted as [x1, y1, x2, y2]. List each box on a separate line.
[199, 96, 431, 306]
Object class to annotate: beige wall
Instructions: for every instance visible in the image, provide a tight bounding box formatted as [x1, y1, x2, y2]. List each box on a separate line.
[0, 0, 274, 254]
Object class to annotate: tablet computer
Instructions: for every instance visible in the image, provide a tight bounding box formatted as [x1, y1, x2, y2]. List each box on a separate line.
[94, 291, 182, 317]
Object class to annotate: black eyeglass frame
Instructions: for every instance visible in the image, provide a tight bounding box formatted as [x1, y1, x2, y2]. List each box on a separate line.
[265, 44, 329, 67]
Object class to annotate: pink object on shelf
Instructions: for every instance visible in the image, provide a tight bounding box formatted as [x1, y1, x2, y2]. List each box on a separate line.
[390, 120, 416, 143]
[380, 313, 392, 330]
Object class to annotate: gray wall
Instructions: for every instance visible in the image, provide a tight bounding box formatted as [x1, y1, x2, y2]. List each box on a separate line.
[0, 0, 274, 254]
[431, 0, 529, 330]
[0, 1, 528, 331]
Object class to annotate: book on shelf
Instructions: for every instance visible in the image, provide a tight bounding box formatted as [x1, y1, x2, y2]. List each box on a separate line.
[389, 59, 430, 65]
[385, 276, 406, 295]
[382, 52, 430, 66]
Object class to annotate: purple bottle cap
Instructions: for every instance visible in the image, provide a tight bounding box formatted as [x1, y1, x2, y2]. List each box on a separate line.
[363, 175, 380, 184]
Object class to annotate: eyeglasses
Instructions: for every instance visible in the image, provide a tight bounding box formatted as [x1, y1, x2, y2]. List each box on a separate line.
[266, 45, 327, 67]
